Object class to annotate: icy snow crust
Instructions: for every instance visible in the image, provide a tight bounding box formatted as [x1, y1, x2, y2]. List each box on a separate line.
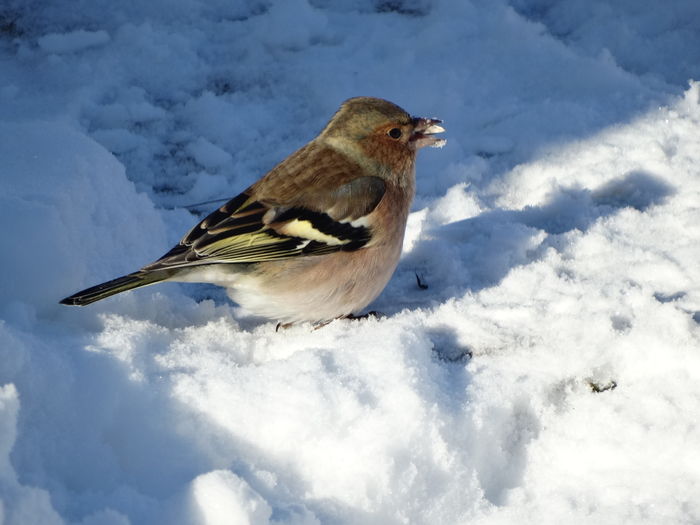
[1, 0, 699, 523]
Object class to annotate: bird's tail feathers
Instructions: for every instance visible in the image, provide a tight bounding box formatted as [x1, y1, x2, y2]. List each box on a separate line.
[60, 271, 166, 306]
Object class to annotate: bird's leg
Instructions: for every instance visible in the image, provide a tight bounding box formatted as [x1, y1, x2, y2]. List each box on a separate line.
[275, 322, 294, 332]
[310, 311, 385, 331]
[344, 311, 384, 321]
[312, 319, 335, 331]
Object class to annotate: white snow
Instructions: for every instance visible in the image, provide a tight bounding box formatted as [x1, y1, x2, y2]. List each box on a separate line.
[187, 137, 234, 170]
[38, 30, 110, 54]
[1, 1, 699, 524]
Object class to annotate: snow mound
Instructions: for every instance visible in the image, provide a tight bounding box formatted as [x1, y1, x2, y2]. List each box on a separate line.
[38, 30, 110, 54]
[0, 121, 167, 324]
[0, 1, 699, 524]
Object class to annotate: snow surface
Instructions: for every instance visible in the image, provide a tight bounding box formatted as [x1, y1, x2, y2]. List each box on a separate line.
[1, 0, 699, 523]
[37, 30, 110, 55]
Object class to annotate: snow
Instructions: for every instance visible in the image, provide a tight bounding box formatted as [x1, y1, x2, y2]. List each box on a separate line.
[191, 470, 273, 525]
[38, 30, 110, 54]
[1, 1, 699, 524]
[187, 138, 234, 170]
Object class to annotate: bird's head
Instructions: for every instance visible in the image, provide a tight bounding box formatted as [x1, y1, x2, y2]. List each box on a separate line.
[319, 97, 446, 177]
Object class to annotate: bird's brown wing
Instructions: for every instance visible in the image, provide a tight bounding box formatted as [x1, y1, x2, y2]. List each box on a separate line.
[143, 144, 386, 271]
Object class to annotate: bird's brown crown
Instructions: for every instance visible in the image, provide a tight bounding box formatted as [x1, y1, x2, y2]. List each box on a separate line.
[321, 97, 413, 141]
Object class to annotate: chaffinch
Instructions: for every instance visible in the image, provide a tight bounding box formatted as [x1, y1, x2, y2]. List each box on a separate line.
[61, 97, 446, 323]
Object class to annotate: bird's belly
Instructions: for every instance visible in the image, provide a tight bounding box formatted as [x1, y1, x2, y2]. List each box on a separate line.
[228, 246, 401, 323]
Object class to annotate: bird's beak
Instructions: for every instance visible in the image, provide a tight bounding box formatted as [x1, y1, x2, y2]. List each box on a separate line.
[410, 117, 447, 149]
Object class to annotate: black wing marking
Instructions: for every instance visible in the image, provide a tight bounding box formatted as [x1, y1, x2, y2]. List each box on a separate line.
[143, 177, 384, 271]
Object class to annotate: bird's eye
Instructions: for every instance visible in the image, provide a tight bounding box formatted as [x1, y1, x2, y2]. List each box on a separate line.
[388, 128, 402, 139]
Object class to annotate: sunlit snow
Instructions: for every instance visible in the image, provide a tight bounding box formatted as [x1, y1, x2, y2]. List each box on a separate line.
[1, 1, 699, 523]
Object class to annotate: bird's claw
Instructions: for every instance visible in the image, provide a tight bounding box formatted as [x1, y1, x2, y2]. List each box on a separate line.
[344, 310, 384, 321]
[275, 322, 294, 332]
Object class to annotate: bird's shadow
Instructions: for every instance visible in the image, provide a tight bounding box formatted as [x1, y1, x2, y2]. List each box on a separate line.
[377, 170, 675, 312]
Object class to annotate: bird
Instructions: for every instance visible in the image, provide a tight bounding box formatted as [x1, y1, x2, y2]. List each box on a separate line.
[60, 97, 446, 324]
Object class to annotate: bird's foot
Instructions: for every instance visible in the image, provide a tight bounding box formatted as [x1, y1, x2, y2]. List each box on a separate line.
[311, 319, 334, 331]
[309, 311, 385, 331]
[275, 322, 294, 332]
[344, 310, 384, 321]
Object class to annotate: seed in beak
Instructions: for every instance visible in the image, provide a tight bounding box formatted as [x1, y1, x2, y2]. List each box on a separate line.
[411, 117, 447, 149]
